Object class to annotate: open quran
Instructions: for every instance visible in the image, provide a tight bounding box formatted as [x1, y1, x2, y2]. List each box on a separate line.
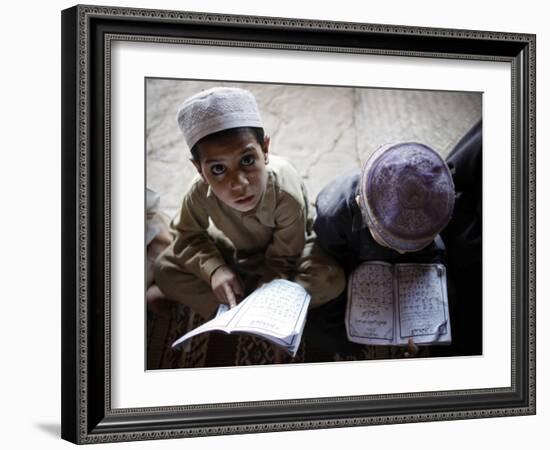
[171, 279, 310, 356]
[346, 262, 451, 346]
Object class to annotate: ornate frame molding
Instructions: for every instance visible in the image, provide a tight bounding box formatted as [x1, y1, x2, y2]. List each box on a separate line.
[61, 5, 535, 444]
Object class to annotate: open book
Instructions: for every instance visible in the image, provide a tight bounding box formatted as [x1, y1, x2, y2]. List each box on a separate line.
[171, 279, 311, 356]
[345, 262, 451, 346]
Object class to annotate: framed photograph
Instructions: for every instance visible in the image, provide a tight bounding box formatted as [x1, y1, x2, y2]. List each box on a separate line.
[61, 4, 535, 444]
[145, 78, 482, 369]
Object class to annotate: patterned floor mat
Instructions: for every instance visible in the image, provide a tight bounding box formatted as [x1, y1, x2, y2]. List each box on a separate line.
[147, 303, 428, 369]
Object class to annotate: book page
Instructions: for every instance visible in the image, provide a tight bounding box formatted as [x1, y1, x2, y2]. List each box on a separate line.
[396, 264, 451, 345]
[171, 301, 242, 349]
[171, 280, 310, 353]
[346, 262, 395, 344]
[231, 279, 311, 346]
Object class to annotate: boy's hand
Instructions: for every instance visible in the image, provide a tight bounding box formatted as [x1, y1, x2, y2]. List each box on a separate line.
[404, 338, 419, 358]
[210, 265, 244, 308]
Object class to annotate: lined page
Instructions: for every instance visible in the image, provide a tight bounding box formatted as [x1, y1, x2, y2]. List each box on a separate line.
[346, 262, 395, 344]
[232, 280, 310, 343]
[396, 264, 451, 344]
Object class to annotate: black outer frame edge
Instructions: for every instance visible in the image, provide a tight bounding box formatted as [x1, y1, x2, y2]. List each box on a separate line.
[88, 16, 529, 58]
[90, 389, 527, 435]
[513, 47, 526, 411]
[527, 36, 537, 413]
[63, 6, 535, 442]
[61, 5, 79, 445]
[88, 5, 108, 439]
[515, 38, 536, 412]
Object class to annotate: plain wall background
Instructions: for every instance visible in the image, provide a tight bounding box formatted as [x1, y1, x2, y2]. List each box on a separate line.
[1, 0, 545, 448]
[146, 79, 481, 216]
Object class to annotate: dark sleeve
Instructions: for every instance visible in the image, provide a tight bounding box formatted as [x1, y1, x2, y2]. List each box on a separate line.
[441, 121, 483, 356]
[443, 119, 482, 266]
[313, 201, 357, 275]
[446, 119, 482, 204]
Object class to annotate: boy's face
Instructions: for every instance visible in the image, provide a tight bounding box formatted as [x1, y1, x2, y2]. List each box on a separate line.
[192, 130, 270, 212]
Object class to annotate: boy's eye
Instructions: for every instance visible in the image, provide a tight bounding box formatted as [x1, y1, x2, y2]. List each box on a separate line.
[210, 164, 226, 175]
[241, 155, 255, 166]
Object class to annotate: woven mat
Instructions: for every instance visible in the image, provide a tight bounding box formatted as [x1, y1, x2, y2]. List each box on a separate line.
[147, 303, 428, 369]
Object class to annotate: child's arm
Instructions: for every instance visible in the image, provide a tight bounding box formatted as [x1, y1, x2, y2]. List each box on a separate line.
[170, 183, 227, 285]
[312, 207, 356, 274]
[259, 193, 307, 285]
[169, 186, 245, 307]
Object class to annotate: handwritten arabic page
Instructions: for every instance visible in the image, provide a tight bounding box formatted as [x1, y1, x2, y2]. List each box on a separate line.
[345, 262, 395, 345]
[231, 280, 310, 343]
[345, 262, 451, 346]
[396, 264, 451, 344]
[171, 279, 310, 356]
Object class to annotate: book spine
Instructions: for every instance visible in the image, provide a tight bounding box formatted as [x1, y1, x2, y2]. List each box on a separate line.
[392, 265, 399, 345]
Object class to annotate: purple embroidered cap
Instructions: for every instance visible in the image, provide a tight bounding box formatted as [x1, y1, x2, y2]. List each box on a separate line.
[359, 142, 455, 253]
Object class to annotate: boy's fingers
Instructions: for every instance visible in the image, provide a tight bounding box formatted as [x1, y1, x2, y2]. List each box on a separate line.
[223, 283, 237, 308]
[405, 338, 419, 357]
[231, 278, 244, 299]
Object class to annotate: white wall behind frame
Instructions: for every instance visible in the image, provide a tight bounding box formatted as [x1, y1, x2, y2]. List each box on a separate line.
[1, 0, 544, 449]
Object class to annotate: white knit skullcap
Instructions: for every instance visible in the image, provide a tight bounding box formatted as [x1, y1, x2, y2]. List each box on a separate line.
[176, 87, 264, 150]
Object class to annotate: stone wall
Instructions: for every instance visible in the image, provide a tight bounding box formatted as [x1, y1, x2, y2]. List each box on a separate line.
[146, 79, 481, 217]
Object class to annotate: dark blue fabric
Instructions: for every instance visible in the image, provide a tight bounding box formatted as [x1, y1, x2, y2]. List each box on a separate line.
[441, 120, 483, 356]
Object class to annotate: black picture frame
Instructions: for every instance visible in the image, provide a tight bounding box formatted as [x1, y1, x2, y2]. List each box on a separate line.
[61, 4, 536, 444]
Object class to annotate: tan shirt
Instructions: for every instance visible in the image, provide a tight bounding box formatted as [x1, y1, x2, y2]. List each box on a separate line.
[167, 155, 312, 284]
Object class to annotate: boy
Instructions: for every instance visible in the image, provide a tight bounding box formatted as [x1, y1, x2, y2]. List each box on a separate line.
[310, 142, 455, 356]
[314, 142, 454, 270]
[154, 87, 345, 321]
